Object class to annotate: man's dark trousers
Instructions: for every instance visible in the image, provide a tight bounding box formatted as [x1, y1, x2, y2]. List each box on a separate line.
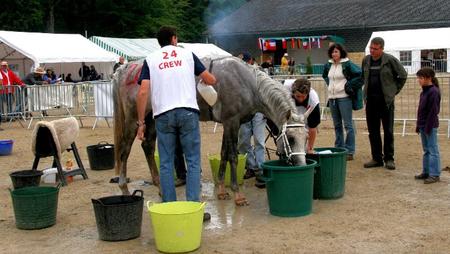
[365, 96, 395, 163]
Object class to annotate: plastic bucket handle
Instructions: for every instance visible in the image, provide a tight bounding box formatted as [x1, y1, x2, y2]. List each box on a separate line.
[91, 198, 104, 206]
[131, 189, 143, 197]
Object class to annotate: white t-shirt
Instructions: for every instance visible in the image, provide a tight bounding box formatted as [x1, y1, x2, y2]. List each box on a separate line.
[146, 45, 198, 117]
[284, 82, 320, 115]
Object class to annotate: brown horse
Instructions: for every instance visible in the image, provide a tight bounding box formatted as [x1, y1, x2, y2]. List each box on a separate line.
[113, 56, 308, 206]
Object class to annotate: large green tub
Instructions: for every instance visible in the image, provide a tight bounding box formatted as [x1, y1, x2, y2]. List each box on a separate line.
[261, 159, 317, 217]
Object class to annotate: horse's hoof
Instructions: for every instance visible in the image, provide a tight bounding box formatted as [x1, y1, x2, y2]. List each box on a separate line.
[217, 192, 231, 200]
[235, 197, 249, 206]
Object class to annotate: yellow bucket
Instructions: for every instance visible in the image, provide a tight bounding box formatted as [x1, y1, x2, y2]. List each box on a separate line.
[208, 154, 247, 186]
[147, 201, 205, 253]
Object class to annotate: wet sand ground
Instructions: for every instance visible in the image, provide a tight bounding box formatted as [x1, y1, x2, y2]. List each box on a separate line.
[1, 120, 449, 253]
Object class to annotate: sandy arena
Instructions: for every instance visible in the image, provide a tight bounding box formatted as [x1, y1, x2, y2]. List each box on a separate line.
[0, 119, 449, 254]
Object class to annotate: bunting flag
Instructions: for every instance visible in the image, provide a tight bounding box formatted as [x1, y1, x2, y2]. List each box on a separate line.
[282, 38, 287, 49]
[258, 38, 267, 51]
[297, 39, 302, 49]
[302, 40, 309, 50]
[311, 38, 317, 48]
[262, 40, 276, 51]
[291, 38, 295, 49]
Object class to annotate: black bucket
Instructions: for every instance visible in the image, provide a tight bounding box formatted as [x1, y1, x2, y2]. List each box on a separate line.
[86, 141, 114, 170]
[92, 190, 144, 241]
[10, 170, 43, 189]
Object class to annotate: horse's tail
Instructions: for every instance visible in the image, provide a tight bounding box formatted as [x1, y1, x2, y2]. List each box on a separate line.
[113, 70, 125, 176]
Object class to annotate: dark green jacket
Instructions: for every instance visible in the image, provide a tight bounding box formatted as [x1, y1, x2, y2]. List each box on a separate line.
[323, 60, 364, 110]
[361, 53, 407, 106]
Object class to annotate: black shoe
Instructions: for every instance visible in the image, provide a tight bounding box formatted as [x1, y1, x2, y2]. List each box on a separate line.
[255, 175, 265, 183]
[203, 212, 211, 222]
[385, 160, 396, 170]
[414, 173, 429, 180]
[175, 178, 186, 187]
[363, 160, 383, 168]
[255, 181, 266, 189]
[424, 176, 440, 184]
[243, 169, 256, 179]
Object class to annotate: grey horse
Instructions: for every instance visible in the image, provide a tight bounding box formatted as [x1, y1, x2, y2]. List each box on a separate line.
[113, 56, 309, 206]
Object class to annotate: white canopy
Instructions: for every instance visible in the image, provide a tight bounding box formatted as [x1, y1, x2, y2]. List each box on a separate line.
[89, 36, 231, 61]
[90, 36, 160, 61]
[0, 30, 118, 79]
[365, 27, 450, 54]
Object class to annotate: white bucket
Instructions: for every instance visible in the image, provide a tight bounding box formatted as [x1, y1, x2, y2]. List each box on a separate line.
[42, 168, 58, 183]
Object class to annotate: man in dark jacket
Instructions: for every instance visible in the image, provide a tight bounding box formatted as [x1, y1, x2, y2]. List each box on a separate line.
[24, 67, 47, 85]
[361, 37, 407, 170]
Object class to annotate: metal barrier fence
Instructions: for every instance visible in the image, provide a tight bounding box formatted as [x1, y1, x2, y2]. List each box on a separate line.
[0, 82, 113, 130]
[1, 76, 449, 137]
[273, 74, 450, 137]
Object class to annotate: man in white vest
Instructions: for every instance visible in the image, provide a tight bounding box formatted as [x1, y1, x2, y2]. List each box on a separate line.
[136, 26, 216, 215]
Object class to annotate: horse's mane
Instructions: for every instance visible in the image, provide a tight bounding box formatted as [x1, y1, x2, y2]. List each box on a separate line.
[254, 69, 296, 126]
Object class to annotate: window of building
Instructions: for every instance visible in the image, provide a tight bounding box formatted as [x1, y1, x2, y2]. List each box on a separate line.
[399, 51, 412, 66]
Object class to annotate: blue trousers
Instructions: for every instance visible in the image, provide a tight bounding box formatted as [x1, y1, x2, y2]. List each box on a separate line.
[238, 112, 266, 170]
[155, 108, 201, 202]
[419, 128, 441, 177]
[329, 97, 355, 154]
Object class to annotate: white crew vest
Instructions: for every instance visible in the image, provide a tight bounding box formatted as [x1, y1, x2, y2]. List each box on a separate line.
[146, 45, 198, 117]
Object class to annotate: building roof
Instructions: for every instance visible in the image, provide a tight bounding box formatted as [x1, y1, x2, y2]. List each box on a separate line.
[208, 0, 450, 36]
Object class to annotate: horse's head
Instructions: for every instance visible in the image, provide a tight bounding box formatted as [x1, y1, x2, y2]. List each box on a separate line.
[275, 112, 308, 166]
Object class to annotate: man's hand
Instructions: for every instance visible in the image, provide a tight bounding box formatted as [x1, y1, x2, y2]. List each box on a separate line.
[137, 124, 145, 141]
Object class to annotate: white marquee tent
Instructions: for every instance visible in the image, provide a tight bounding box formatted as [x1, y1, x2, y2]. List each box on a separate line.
[0, 30, 118, 80]
[89, 36, 231, 61]
[365, 27, 450, 74]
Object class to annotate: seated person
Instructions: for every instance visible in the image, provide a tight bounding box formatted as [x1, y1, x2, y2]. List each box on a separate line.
[43, 68, 58, 84]
[24, 67, 48, 85]
[89, 65, 100, 81]
[65, 73, 74, 83]
[285, 79, 321, 154]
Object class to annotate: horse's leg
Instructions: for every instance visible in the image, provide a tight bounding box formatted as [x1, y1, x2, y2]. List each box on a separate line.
[118, 124, 138, 195]
[141, 118, 160, 186]
[219, 120, 249, 206]
[217, 137, 231, 200]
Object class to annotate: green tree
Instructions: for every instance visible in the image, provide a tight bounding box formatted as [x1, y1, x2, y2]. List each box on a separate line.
[0, 0, 45, 32]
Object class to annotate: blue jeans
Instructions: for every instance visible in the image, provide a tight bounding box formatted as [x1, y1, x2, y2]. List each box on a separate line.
[238, 112, 266, 170]
[155, 108, 201, 202]
[329, 97, 355, 154]
[419, 128, 441, 177]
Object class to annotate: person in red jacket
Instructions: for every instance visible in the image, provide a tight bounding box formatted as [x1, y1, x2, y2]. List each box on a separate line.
[1, 61, 25, 118]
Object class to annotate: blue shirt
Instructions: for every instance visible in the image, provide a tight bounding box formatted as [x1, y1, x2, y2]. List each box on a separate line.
[138, 53, 206, 84]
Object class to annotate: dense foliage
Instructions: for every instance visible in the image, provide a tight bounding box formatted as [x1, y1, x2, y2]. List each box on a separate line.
[0, 0, 247, 42]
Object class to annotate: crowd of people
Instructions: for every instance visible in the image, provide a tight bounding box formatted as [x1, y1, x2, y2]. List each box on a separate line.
[231, 36, 441, 189]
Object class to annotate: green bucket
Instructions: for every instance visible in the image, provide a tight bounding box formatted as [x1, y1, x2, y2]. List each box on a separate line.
[10, 186, 60, 230]
[307, 147, 347, 200]
[208, 154, 247, 186]
[261, 159, 317, 217]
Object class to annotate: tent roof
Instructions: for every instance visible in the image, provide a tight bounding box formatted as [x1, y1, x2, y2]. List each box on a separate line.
[0, 30, 118, 64]
[365, 27, 450, 54]
[90, 36, 160, 61]
[89, 36, 231, 60]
